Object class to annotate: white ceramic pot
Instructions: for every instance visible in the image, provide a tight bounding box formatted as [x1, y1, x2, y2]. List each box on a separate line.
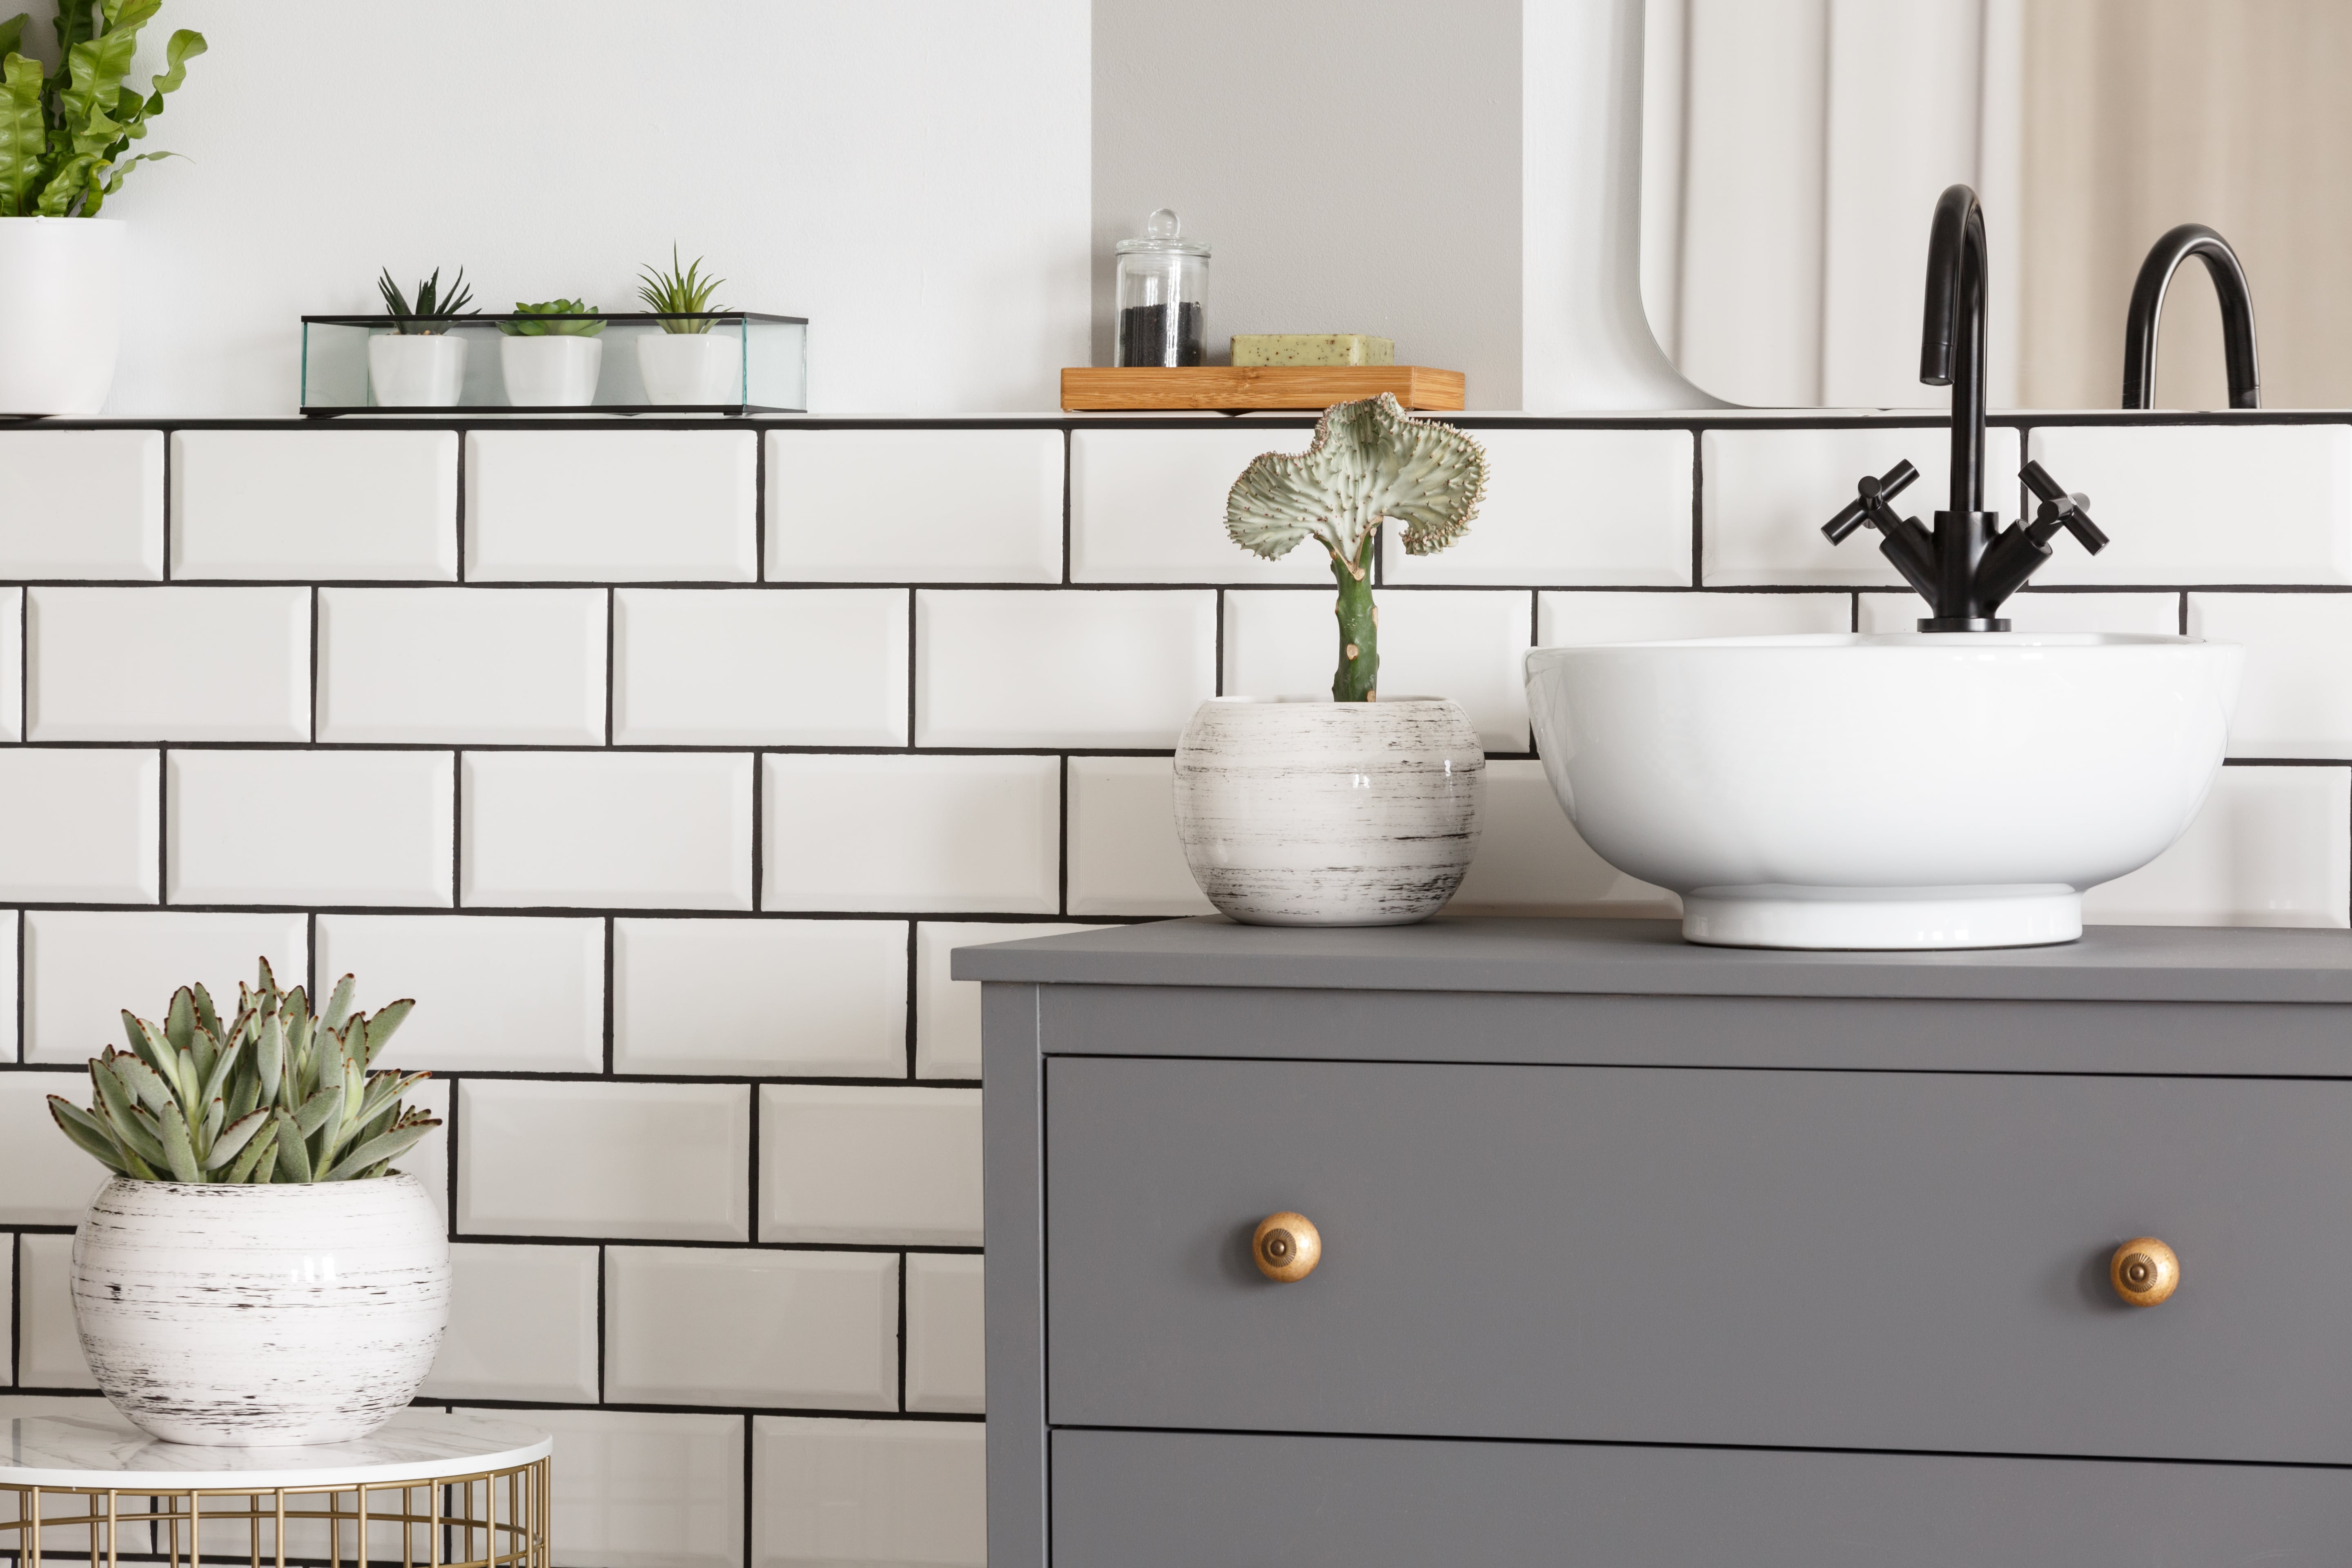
[1174, 697, 1484, 926]
[637, 332, 742, 405]
[0, 216, 122, 415]
[72, 1174, 450, 1446]
[1524, 632, 2243, 949]
[368, 333, 468, 408]
[501, 334, 603, 406]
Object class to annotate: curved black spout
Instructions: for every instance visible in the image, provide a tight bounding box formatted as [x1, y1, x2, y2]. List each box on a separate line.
[1919, 185, 1989, 623]
[2122, 223, 2259, 409]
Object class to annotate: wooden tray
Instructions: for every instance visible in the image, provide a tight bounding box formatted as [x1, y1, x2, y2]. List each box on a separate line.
[1061, 365, 1464, 412]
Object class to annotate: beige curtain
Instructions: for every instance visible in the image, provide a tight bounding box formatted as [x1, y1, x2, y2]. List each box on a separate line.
[2020, 0, 2352, 409]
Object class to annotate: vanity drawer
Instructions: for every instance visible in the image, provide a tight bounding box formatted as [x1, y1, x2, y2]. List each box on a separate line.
[1045, 1057, 2352, 1462]
[1051, 1428, 2352, 1568]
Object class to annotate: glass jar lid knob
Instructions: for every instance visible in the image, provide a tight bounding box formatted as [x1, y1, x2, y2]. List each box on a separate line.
[1116, 207, 1208, 256]
[1147, 207, 1180, 240]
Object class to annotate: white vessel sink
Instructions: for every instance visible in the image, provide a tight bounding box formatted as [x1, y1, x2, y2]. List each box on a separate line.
[1524, 633, 2243, 949]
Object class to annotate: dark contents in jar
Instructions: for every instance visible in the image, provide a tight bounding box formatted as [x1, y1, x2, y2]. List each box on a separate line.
[1117, 302, 1205, 367]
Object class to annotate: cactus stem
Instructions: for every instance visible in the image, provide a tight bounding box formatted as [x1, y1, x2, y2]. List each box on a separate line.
[1331, 530, 1379, 702]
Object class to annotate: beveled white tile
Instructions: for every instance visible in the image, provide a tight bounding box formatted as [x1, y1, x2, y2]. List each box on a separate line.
[1224, 588, 1533, 749]
[762, 754, 1059, 914]
[915, 589, 1214, 747]
[904, 1254, 984, 1414]
[466, 430, 757, 582]
[1702, 424, 2022, 585]
[0, 588, 22, 741]
[23, 911, 305, 1064]
[539, 1409, 743, 1568]
[2031, 424, 2352, 586]
[759, 1085, 981, 1245]
[460, 1080, 748, 1241]
[1447, 759, 1679, 917]
[614, 588, 908, 746]
[614, 918, 906, 1076]
[318, 588, 606, 744]
[398, 1076, 450, 1214]
[1384, 428, 1696, 587]
[28, 586, 309, 741]
[606, 1247, 896, 1410]
[170, 751, 454, 906]
[419, 1242, 599, 1403]
[172, 430, 459, 581]
[767, 428, 1063, 583]
[1860, 589, 2181, 635]
[0, 430, 163, 579]
[913, 921, 1105, 1080]
[0, 750, 158, 902]
[463, 752, 754, 911]
[18, 1232, 91, 1389]
[316, 915, 604, 1072]
[2190, 594, 2352, 757]
[1538, 590, 1852, 644]
[754, 1417, 984, 1568]
[1070, 428, 1330, 584]
[2085, 765, 2351, 927]
[1067, 756, 1213, 916]
[0, 1071, 108, 1221]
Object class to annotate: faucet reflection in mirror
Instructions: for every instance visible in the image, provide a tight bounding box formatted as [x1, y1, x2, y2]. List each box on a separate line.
[1818, 185, 2106, 631]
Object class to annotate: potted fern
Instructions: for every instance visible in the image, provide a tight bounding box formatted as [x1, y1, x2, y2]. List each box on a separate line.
[499, 297, 605, 405]
[1174, 394, 1491, 925]
[46, 960, 448, 1446]
[635, 246, 739, 404]
[0, 0, 205, 415]
[370, 266, 475, 407]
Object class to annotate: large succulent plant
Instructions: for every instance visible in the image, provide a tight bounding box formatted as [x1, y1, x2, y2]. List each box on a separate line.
[1226, 394, 1487, 702]
[48, 960, 437, 1184]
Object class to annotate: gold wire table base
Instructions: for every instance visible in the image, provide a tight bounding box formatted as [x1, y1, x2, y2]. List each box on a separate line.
[2, 1457, 548, 1568]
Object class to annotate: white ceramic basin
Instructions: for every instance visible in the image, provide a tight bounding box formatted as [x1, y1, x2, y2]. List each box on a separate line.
[1524, 633, 2243, 949]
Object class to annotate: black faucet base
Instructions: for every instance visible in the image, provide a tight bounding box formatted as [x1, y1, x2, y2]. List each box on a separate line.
[1918, 616, 2011, 633]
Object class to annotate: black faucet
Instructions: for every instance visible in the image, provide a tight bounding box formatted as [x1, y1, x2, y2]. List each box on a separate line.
[2123, 223, 2259, 410]
[1821, 185, 2105, 631]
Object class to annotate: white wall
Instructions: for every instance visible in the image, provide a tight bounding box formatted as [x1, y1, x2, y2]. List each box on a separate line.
[76, 0, 1090, 416]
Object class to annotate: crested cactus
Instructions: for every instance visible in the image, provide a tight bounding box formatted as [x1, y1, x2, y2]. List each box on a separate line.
[1225, 394, 1487, 701]
[48, 958, 437, 1184]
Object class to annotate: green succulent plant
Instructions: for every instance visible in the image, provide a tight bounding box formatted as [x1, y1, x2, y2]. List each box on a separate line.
[636, 247, 728, 335]
[376, 266, 475, 335]
[499, 299, 604, 337]
[0, 0, 207, 217]
[1226, 394, 1488, 702]
[47, 959, 437, 1185]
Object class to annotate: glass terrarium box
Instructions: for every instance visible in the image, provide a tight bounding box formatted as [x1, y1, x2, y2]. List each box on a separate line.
[299, 313, 808, 415]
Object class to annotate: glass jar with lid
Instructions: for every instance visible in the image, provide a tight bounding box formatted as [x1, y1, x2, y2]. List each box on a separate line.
[1113, 207, 1208, 367]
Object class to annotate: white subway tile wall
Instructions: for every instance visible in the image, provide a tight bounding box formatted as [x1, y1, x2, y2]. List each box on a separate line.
[171, 430, 460, 581]
[5, 416, 2347, 1566]
[318, 588, 607, 744]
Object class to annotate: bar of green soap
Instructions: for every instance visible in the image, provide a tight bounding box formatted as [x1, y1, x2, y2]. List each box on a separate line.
[1231, 334, 1396, 367]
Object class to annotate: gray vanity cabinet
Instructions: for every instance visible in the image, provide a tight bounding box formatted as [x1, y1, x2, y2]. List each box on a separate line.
[958, 918, 2352, 1567]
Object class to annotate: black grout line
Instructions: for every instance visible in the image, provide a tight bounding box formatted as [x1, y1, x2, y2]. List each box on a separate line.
[14, 586, 26, 745]
[602, 917, 617, 1075]
[5, 576, 2352, 595]
[596, 1243, 607, 1404]
[750, 748, 766, 912]
[450, 749, 464, 907]
[307, 584, 321, 742]
[1057, 756, 1070, 917]
[305, 911, 317, 1011]
[0, 1221, 985, 1252]
[746, 1081, 762, 1245]
[1214, 588, 1226, 697]
[155, 744, 168, 904]
[903, 922, 919, 1082]
[0, 903, 1167, 924]
[1688, 428, 1704, 587]
[1059, 429, 1073, 586]
[895, 1250, 908, 1413]
[604, 587, 617, 745]
[904, 588, 919, 747]
[741, 1411, 755, 1568]
[753, 431, 768, 585]
[159, 430, 173, 582]
[453, 432, 467, 584]
[443, 1074, 460, 1238]
[9, 1229, 19, 1389]
[12, 905, 22, 1065]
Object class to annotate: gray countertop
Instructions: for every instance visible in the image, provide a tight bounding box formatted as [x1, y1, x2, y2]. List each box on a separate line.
[949, 916, 2352, 1004]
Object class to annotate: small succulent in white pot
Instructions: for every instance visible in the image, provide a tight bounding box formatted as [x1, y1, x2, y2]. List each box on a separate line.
[1174, 394, 1491, 925]
[369, 267, 476, 407]
[49, 960, 448, 1446]
[499, 298, 606, 406]
[635, 246, 741, 405]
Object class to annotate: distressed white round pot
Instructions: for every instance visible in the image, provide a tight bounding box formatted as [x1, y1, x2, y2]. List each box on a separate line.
[637, 332, 741, 404]
[1174, 696, 1484, 926]
[500, 334, 603, 406]
[0, 216, 122, 415]
[368, 334, 467, 407]
[72, 1174, 450, 1447]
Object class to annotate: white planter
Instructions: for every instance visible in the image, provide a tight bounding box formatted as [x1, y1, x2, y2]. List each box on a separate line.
[637, 332, 742, 405]
[0, 216, 122, 416]
[1174, 697, 1484, 926]
[501, 334, 603, 406]
[72, 1174, 450, 1446]
[368, 333, 468, 408]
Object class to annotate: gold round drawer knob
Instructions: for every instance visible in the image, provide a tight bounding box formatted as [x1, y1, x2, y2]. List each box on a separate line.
[1253, 1212, 1322, 1283]
[2111, 1237, 2180, 1307]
